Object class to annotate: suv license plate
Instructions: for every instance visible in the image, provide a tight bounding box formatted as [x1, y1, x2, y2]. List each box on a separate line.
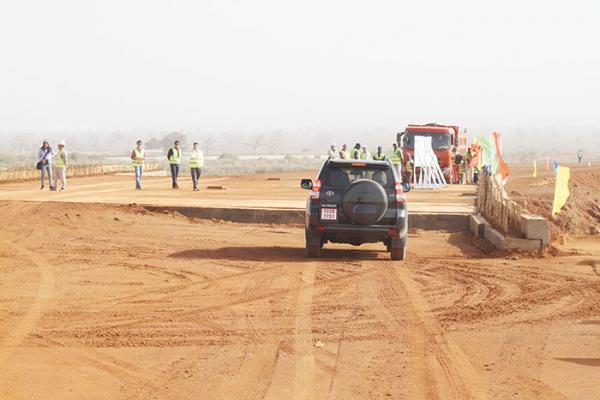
[320, 208, 337, 221]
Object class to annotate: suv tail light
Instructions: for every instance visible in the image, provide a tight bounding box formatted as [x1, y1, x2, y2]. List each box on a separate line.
[395, 182, 407, 203]
[309, 179, 322, 200]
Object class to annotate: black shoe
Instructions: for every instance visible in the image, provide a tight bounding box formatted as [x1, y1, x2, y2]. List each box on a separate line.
[40, 185, 44, 190]
[174, 184, 179, 189]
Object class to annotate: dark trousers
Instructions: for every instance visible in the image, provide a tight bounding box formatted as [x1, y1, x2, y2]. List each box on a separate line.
[191, 167, 201, 189]
[170, 164, 180, 186]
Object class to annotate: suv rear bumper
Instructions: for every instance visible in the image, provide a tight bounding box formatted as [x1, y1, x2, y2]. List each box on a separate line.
[306, 219, 407, 247]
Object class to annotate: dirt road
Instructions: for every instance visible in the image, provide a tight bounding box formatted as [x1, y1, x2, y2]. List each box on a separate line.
[0, 171, 476, 214]
[1, 201, 599, 399]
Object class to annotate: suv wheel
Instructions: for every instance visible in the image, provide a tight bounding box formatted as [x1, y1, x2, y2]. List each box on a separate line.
[306, 245, 320, 258]
[390, 246, 406, 260]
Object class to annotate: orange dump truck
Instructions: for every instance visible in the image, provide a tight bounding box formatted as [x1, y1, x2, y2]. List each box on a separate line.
[397, 123, 467, 183]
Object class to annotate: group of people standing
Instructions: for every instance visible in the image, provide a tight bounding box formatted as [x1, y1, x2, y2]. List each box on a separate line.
[37, 139, 204, 192]
[37, 140, 69, 191]
[327, 142, 413, 182]
[131, 140, 204, 191]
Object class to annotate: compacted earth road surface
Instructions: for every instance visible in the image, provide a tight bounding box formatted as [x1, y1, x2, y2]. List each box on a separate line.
[0, 201, 599, 399]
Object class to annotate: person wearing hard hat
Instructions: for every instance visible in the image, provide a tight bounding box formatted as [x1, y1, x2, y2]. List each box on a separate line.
[373, 145, 386, 161]
[37, 140, 55, 190]
[131, 140, 145, 190]
[350, 143, 361, 159]
[339, 144, 349, 159]
[167, 140, 181, 189]
[391, 142, 403, 178]
[328, 143, 337, 160]
[189, 142, 204, 192]
[54, 140, 68, 191]
[359, 144, 372, 160]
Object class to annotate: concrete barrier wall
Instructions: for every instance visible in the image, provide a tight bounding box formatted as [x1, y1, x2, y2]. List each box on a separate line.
[475, 176, 550, 250]
[142, 205, 470, 231]
[0, 163, 161, 184]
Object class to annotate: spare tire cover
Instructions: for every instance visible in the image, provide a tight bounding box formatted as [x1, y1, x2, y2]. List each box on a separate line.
[342, 179, 388, 225]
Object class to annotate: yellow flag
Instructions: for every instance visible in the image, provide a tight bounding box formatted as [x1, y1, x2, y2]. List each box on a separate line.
[533, 160, 537, 178]
[552, 166, 570, 216]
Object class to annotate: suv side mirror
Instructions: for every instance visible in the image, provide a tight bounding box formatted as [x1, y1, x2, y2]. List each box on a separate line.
[401, 182, 411, 193]
[300, 179, 313, 190]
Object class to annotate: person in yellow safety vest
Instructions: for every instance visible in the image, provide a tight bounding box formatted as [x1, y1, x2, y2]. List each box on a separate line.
[54, 140, 68, 191]
[406, 154, 414, 183]
[167, 140, 181, 189]
[328, 143, 337, 159]
[339, 144, 349, 159]
[360, 145, 372, 160]
[131, 140, 145, 190]
[391, 142, 403, 178]
[373, 145, 386, 161]
[350, 143, 361, 159]
[190, 142, 204, 192]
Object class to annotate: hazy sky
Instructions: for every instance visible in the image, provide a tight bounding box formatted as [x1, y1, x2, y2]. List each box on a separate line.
[1, 0, 599, 136]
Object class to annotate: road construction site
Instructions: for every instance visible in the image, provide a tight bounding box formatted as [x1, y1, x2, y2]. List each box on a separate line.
[1, 166, 599, 399]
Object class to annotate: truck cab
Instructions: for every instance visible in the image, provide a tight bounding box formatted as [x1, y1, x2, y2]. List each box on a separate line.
[397, 123, 467, 182]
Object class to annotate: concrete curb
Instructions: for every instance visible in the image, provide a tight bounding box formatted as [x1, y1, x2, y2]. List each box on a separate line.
[142, 205, 470, 232]
[470, 213, 543, 252]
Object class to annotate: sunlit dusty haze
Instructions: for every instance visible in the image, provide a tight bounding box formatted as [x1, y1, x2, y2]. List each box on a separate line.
[1, 0, 599, 153]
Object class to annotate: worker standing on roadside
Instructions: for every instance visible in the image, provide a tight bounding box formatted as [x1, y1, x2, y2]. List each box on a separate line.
[391, 142, 403, 178]
[131, 140, 145, 190]
[465, 147, 473, 184]
[577, 149, 583, 164]
[452, 147, 463, 184]
[350, 143, 361, 159]
[360, 145, 372, 160]
[339, 144, 349, 159]
[54, 140, 68, 191]
[167, 140, 181, 189]
[406, 154, 414, 183]
[373, 145, 386, 161]
[190, 142, 204, 192]
[38, 140, 55, 191]
[328, 144, 337, 159]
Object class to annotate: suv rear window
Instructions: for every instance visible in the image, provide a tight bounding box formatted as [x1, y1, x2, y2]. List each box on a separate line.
[323, 166, 394, 188]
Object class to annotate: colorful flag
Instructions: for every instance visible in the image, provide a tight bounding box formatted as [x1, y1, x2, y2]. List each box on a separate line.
[479, 136, 497, 174]
[552, 166, 570, 216]
[492, 132, 509, 182]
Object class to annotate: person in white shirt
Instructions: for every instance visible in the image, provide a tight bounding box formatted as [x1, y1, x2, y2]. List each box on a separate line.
[189, 142, 204, 191]
[38, 140, 55, 190]
[328, 143, 337, 159]
[360, 145, 372, 160]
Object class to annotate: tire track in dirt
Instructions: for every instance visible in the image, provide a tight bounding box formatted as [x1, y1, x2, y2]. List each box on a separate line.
[292, 262, 316, 400]
[364, 267, 432, 399]
[394, 265, 488, 400]
[0, 237, 55, 369]
[208, 268, 284, 400]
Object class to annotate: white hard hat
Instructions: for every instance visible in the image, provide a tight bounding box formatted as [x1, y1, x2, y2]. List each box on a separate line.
[59, 140, 66, 146]
[330, 143, 336, 147]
